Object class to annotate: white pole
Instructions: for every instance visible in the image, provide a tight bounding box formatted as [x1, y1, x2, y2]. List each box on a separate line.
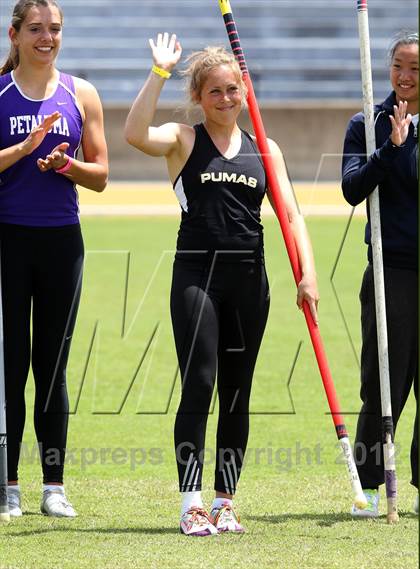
[356, 0, 398, 524]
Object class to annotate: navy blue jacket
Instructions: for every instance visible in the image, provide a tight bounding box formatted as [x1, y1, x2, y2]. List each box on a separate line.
[342, 92, 418, 271]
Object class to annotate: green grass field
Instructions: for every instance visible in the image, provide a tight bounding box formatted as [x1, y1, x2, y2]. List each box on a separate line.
[0, 216, 417, 569]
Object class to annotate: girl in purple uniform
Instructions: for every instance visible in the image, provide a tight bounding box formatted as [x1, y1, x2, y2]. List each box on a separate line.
[0, 0, 108, 518]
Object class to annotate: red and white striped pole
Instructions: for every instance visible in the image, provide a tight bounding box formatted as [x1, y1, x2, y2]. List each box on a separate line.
[218, 0, 367, 508]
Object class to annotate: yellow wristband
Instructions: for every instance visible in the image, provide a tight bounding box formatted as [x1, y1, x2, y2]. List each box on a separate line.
[152, 65, 171, 79]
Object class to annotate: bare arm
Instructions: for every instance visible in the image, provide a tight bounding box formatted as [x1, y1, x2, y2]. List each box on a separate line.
[37, 79, 109, 192]
[266, 138, 319, 324]
[124, 33, 184, 157]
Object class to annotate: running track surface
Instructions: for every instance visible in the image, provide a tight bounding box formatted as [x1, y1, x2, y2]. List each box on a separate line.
[78, 181, 365, 217]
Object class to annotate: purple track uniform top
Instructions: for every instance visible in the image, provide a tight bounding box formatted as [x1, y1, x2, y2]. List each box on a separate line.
[0, 71, 83, 226]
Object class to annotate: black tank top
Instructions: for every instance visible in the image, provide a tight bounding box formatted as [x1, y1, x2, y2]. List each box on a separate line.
[173, 123, 267, 261]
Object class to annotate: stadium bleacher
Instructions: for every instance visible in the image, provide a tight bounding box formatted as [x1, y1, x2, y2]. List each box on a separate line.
[0, 0, 417, 104]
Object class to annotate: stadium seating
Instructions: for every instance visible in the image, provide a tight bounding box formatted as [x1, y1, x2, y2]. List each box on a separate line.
[0, 0, 417, 103]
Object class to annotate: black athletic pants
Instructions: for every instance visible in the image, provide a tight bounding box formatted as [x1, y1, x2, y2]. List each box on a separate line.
[171, 256, 270, 494]
[355, 264, 418, 489]
[0, 223, 84, 484]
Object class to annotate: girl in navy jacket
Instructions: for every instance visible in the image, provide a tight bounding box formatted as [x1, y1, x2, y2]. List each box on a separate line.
[342, 31, 418, 517]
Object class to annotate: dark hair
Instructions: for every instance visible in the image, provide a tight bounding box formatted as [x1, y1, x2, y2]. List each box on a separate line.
[0, 0, 63, 75]
[388, 30, 418, 63]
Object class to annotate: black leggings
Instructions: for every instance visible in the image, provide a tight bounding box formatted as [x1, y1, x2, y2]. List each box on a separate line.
[0, 223, 84, 484]
[171, 256, 270, 494]
[355, 264, 418, 489]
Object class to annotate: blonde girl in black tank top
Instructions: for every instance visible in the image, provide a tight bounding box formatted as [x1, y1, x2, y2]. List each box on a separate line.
[125, 33, 319, 537]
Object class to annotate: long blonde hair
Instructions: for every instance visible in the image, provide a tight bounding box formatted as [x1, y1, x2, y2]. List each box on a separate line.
[0, 0, 63, 75]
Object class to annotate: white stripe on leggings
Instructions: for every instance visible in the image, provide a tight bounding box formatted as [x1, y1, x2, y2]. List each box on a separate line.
[226, 462, 235, 494]
[186, 460, 198, 491]
[191, 468, 200, 491]
[181, 453, 194, 491]
[222, 470, 231, 495]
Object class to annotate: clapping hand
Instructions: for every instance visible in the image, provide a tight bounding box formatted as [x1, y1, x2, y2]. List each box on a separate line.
[21, 112, 61, 155]
[37, 142, 70, 172]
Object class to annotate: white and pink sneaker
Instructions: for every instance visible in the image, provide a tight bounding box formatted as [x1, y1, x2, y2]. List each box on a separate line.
[180, 507, 218, 537]
[211, 502, 245, 533]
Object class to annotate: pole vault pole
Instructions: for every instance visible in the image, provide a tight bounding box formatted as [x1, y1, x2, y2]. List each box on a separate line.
[218, 0, 367, 509]
[356, 0, 398, 524]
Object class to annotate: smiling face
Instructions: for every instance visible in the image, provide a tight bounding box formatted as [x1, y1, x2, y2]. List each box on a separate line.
[195, 65, 244, 127]
[390, 43, 419, 112]
[9, 4, 62, 68]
